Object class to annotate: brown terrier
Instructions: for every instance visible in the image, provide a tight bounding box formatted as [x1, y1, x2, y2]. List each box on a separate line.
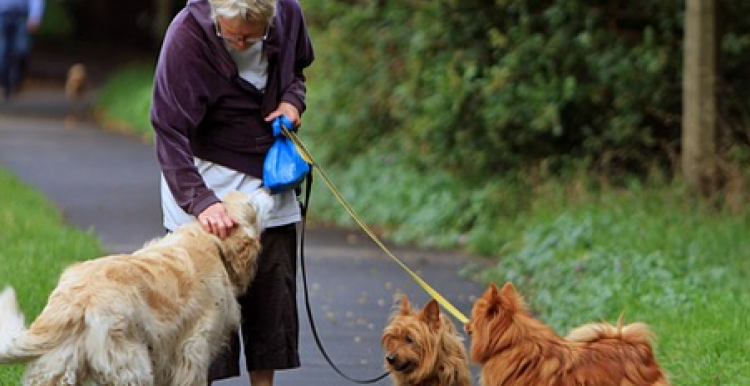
[381, 295, 473, 386]
[465, 282, 671, 386]
[64, 63, 88, 100]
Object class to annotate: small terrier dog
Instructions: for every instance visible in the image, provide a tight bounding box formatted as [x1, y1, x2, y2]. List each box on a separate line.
[465, 282, 671, 386]
[381, 295, 472, 386]
[64, 63, 87, 100]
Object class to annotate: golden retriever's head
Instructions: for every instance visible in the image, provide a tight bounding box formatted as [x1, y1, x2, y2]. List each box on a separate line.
[222, 189, 273, 234]
[219, 189, 274, 292]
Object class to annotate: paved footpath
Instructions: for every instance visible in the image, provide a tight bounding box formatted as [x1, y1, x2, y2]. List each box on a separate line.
[0, 88, 487, 385]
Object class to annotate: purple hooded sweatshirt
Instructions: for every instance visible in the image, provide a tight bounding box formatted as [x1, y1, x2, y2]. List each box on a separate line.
[151, 0, 314, 217]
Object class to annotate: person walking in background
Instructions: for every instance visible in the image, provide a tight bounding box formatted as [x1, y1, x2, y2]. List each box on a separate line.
[150, 0, 314, 385]
[0, 0, 43, 101]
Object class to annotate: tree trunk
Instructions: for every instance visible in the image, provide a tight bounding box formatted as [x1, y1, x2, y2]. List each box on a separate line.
[682, 0, 717, 197]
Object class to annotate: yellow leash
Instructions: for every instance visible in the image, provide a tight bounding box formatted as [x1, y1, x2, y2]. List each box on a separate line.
[281, 127, 469, 324]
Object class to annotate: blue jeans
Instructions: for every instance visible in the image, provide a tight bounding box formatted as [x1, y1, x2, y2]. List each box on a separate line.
[0, 13, 31, 98]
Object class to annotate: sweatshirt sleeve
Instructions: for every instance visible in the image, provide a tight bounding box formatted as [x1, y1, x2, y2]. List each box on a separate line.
[150, 15, 220, 216]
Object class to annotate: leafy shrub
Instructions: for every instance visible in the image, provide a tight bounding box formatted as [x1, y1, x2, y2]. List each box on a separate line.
[304, 0, 750, 181]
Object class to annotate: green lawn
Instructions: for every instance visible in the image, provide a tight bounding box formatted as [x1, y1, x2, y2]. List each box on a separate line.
[477, 186, 750, 385]
[0, 169, 103, 383]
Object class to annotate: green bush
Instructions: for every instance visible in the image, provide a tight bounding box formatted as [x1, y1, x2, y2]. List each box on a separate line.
[303, 0, 750, 181]
[94, 1, 750, 255]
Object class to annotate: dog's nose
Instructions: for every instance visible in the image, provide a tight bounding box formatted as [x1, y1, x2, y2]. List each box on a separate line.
[386, 354, 396, 365]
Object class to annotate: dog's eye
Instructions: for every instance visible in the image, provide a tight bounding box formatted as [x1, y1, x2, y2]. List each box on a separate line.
[405, 335, 414, 344]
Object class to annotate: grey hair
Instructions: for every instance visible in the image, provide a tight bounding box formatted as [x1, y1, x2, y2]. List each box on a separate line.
[209, 0, 277, 25]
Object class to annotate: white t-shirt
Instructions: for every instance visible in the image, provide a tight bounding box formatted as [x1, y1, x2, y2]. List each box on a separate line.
[161, 159, 300, 231]
[161, 40, 300, 231]
[229, 39, 268, 91]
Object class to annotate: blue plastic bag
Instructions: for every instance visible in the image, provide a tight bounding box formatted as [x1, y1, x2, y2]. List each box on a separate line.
[262, 116, 310, 193]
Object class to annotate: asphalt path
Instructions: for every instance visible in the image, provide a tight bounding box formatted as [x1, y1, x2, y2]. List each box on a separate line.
[0, 87, 486, 385]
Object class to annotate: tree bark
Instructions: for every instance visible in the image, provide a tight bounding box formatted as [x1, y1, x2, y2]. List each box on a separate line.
[682, 0, 717, 197]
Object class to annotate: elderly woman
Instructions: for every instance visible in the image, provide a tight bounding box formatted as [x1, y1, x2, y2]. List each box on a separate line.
[150, 0, 314, 384]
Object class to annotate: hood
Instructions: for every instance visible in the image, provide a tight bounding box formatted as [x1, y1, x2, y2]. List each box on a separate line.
[186, 0, 214, 29]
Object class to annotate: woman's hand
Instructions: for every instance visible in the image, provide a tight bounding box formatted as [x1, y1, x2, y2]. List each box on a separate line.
[197, 202, 236, 239]
[265, 102, 301, 128]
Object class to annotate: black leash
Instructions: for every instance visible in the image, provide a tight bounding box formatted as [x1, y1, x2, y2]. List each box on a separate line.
[298, 173, 390, 384]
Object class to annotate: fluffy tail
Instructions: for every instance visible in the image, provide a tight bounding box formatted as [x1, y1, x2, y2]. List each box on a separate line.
[566, 317, 656, 346]
[566, 318, 670, 385]
[0, 286, 55, 363]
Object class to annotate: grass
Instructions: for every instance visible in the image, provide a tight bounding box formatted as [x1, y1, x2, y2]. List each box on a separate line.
[480, 189, 750, 385]
[31, 61, 750, 385]
[94, 62, 156, 142]
[0, 169, 103, 383]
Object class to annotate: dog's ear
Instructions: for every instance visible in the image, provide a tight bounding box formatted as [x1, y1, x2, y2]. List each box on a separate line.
[498, 282, 527, 313]
[486, 283, 502, 302]
[227, 237, 261, 283]
[420, 298, 442, 330]
[398, 294, 412, 315]
[499, 282, 516, 297]
[481, 283, 504, 316]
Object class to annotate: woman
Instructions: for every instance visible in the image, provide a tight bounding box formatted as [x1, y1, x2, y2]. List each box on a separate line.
[150, 0, 315, 385]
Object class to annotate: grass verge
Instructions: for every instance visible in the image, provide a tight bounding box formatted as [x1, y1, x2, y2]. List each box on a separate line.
[0, 169, 103, 383]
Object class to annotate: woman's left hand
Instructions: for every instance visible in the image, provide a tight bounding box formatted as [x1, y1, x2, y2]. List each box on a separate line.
[265, 102, 301, 128]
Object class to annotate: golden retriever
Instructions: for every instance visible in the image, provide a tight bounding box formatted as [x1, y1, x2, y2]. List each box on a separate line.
[0, 189, 273, 386]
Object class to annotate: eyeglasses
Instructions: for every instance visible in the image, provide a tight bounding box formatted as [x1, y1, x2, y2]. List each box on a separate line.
[215, 21, 268, 45]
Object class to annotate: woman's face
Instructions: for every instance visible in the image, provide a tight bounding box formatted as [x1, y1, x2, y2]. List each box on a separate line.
[215, 16, 268, 51]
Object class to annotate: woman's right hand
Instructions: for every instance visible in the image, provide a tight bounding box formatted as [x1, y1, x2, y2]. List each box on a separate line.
[198, 202, 236, 239]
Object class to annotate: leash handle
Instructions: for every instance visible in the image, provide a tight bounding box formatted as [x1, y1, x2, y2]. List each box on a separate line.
[285, 127, 469, 324]
[299, 175, 390, 384]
